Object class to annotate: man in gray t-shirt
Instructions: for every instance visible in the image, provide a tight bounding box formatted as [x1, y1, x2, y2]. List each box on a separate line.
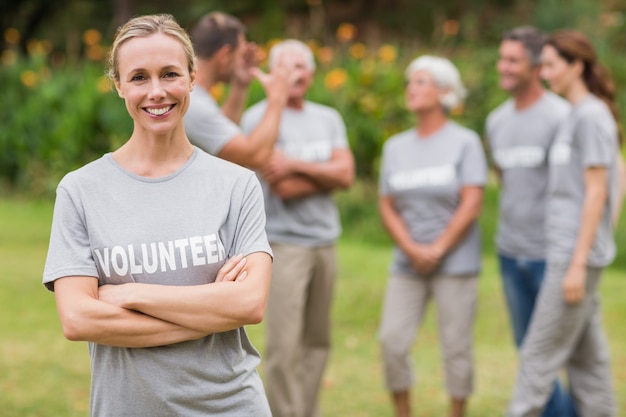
[485, 26, 574, 417]
[184, 12, 293, 169]
[241, 40, 354, 417]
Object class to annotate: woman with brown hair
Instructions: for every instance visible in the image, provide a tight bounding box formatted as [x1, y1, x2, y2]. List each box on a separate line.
[506, 30, 618, 417]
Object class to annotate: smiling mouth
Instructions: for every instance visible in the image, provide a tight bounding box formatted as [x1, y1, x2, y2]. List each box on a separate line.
[145, 105, 174, 116]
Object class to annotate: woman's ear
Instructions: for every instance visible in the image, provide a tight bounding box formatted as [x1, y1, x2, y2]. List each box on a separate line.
[572, 59, 584, 77]
[189, 69, 196, 91]
[114, 81, 124, 98]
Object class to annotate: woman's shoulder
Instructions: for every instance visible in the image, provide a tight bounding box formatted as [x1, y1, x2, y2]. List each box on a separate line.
[193, 148, 256, 181]
[445, 120, 481, 142]
[57, 154, 111, 189]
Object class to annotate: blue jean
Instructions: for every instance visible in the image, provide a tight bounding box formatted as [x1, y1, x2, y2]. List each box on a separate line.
[499, 253, 578, 417]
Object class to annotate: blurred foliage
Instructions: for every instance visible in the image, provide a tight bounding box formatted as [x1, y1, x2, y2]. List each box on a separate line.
[1, 0, 626, 191]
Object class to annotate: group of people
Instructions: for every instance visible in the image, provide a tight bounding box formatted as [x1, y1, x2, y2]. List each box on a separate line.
[40, 10, 620, 417]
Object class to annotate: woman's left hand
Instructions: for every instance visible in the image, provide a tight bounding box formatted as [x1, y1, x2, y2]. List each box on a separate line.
[215, 254, 248, 282]
[562, 264, 586, 304]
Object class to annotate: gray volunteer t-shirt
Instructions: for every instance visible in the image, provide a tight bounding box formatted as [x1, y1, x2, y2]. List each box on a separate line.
[379, 121, 487, 277]
[241, 100, 349, 247]
[486, 92, 570, 259]
[547, 94, 618, 267]
[185, 87, 242, 155]
[43, 148, 271, 417]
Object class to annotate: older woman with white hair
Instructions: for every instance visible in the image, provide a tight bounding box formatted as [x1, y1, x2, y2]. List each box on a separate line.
[377, 55, 487, 417]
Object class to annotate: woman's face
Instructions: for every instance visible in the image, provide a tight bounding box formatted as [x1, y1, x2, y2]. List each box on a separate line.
[114, 32, 194, 137]
[540, 44, 580, 96]
[405, 70, 443, 113]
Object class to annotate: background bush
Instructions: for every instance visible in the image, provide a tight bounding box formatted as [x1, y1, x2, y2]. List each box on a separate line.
[1, 24, 625, 267]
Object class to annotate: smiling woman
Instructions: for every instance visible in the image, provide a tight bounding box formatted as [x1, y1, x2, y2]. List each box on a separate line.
[42, 14, 273, 417]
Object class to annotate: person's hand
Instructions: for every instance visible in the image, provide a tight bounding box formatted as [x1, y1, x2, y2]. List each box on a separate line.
[215, 253, 248, 282]
[406, 243, 442, 276]
[260, 150, 293, 184]
[252, 53, 301, 106]
[98, 283, 132, 308]
[563, 263, 586, 304]
[231, 42, 259, 87]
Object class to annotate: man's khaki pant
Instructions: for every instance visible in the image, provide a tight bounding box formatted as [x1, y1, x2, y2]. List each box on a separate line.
[265, 243, 336, 417]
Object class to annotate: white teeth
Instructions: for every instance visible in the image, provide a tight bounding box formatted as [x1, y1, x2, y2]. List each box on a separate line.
[146, 105, 172, 115]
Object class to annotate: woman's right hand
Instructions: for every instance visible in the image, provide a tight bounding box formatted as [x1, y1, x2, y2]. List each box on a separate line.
[215, 254, 248, 282]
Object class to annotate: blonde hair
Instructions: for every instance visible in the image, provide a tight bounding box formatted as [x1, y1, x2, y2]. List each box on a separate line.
[107, 14, 195, 82]
[405, 55, 467, 111]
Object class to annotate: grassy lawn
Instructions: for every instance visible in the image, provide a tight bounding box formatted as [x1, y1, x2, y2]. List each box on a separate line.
[0, 197, 624, 416]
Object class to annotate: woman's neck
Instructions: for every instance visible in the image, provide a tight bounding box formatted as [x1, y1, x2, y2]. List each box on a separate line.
[565, 78, 590, 105]
[416, 108, 448, 138]
[113, 126, 194, 178]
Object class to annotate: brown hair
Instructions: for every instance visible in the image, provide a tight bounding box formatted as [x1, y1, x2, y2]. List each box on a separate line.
[190, 12, 245, 59]
[106, 14, 195, 82]
[545, 30, 621, 142]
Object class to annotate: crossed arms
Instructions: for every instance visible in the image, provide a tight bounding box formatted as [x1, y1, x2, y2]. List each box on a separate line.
[53, 252, 271, 348]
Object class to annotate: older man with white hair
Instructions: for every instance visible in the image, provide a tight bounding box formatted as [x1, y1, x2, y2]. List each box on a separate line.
[377, 55, 487, 417]
[241, 39, 355, 417]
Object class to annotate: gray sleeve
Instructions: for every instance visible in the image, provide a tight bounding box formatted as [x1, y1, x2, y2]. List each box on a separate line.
[43, 183, 99, 291]
[330, 109, 349, 149]
[229, 174, 272, 259]
[459, 134, 488, 186]
[185, 93, 242, 155]
[578, 114, 616, 168]
[378, 142, 392, 196]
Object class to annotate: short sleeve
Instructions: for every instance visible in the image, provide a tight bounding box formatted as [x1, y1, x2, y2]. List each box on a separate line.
[43, 183, 99, 291]
[577, 113, 617, 168]
[330, 109, 349, 149]
[378, 142, 392, 196]
[459, 134, 488, 186]
[230, 174, 272, 259]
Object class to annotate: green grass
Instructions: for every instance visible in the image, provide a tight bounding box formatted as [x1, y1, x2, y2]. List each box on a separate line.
[0, 196, 624, 416]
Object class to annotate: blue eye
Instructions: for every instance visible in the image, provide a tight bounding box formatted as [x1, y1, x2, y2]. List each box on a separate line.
[131, 74, 146, 81]
[164, 72, 179, 78]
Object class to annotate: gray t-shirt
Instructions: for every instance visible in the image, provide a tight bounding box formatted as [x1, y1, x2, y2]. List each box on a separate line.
[185, 87, 242, 155]
[379, 121, 487, 277]
[43, 148, 271, 417]
[241, 100, 349, 247]
[486, 92, 570, 259]
[547, 94, 618, 267]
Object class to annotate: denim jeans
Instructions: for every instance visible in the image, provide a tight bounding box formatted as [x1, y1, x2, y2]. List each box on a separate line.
[498, 253, 578, 417]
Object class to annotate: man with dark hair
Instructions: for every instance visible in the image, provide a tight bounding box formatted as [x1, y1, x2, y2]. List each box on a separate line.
[485, 26, 576, 417]
[185, 12, 295, 168]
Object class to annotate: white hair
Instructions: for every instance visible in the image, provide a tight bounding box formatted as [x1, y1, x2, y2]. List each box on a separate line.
[269, 39, 316, 72]
[405, 55, 467, 111]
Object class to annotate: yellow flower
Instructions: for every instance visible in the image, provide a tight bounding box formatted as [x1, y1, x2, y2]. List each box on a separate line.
[443, 19, 459, 36]
[20, 70, 37, 88]
[97, 76, 112, 93]
[349, 43, 367, 60]
[86, 44, 105, 61]
[266, 38, 282, 51]
[26, 40, 49, 57]
[4, 28, 20, 45]
[336, 23, 357, 43]
[83, 29, 102, 46]
[306, 40, 319, 54]
[378, 44, 397, 63]
[324, 68, 348, 91]
[255, 45, 268, 66]
[210, 83, 224, 101]
[316, 46, 334, 64]
[450, 103, 464, 116]
[1, 50, 17, 66]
